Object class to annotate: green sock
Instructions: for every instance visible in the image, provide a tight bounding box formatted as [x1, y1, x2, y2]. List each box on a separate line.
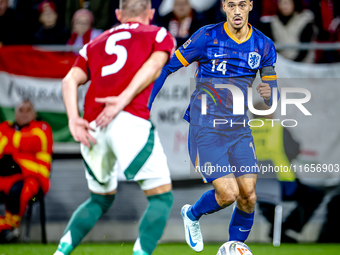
[57, 193, 115, 255]
[134, 191, 173, 255]
[133, 250, 149, 255]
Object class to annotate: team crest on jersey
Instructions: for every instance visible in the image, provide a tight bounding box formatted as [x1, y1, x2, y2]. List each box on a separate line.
[248, 52, 261, 69]
[183, 39, 191, 49]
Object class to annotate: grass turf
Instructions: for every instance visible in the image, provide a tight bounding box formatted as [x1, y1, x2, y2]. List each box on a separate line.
[0, 243, 339, 255]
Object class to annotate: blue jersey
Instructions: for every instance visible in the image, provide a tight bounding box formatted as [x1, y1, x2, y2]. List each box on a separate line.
[149, 22, 278, 131]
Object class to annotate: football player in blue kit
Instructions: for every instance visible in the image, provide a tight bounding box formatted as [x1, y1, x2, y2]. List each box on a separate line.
[149, 0, 279, 252]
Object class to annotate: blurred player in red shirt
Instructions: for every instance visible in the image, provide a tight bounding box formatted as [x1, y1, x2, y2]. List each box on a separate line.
[0, 99, 53, 242]
[54, 0, 176, 254]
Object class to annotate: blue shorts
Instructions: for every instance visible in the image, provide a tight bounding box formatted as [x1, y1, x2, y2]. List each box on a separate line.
[189, 125, 259, 183]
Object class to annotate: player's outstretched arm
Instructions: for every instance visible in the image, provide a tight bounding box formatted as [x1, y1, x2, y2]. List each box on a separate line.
[95, 51, 169, 128]
[120, 51, 169, 101]
[148, 54, 186, 110]
[62, 67, 96, 148]
[148, 26, 207, 109]
[256, 82, 271, 100]
[259, 41, 280, 106]
[256, 79, 280, 106]
[258, 67, 280, 106]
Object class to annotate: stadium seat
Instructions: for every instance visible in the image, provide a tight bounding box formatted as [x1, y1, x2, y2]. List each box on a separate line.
[0, 190, 46, 243]
[23, 188, 47, 244]
[255, 160, 282, 247]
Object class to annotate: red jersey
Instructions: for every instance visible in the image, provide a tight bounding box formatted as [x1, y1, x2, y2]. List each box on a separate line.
[73, 22, 176, 122]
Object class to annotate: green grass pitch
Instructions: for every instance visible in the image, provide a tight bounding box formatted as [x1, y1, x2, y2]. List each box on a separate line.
[1, 243, 339, 255]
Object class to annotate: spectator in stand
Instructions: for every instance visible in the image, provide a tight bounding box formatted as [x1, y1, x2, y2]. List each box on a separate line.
[12, 0, 67, 33]
[260, 0, 316, 63]
[67, 9, 102, 48]
[65, 0, 110, 30]
[0, 99, 53, 243]
[34, 0, 70, 45]
[0, 0, 33, 45]
[309, 0, 340, 62]
[158, 0, 208, 48]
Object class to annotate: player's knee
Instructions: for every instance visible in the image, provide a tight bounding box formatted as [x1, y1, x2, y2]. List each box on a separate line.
[90, 193, 115, 214]
[238, 189, 257, 208]
[216, 190, 239, 208]
[148, 191, 174, 210]
[162, 191, 174, 208]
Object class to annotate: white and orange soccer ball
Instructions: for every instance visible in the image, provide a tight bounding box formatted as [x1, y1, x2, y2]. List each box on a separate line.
[216, 241, 253, 255]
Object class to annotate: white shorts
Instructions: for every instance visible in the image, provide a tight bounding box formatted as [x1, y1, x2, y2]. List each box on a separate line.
[81, 111, 171, 193]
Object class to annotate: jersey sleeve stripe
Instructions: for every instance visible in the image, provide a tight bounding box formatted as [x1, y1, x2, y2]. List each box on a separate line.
[156, 27, 167, 43]
[79, 44, 88, 61]
[175, 49, 189, 67]
[262, 75, 277, 81]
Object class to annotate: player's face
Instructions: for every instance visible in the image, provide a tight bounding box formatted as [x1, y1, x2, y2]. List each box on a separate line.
[15, 102, 36, 127]
[223, 0, 253, 30]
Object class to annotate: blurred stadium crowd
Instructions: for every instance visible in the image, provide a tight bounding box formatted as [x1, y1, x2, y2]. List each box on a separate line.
[0, 0, 339, 63]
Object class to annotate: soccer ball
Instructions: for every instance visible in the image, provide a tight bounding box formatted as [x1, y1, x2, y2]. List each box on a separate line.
[216, 241, 253, 255]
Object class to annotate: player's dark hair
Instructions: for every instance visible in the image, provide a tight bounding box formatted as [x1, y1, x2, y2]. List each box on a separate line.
[119, 0, 151, 17]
